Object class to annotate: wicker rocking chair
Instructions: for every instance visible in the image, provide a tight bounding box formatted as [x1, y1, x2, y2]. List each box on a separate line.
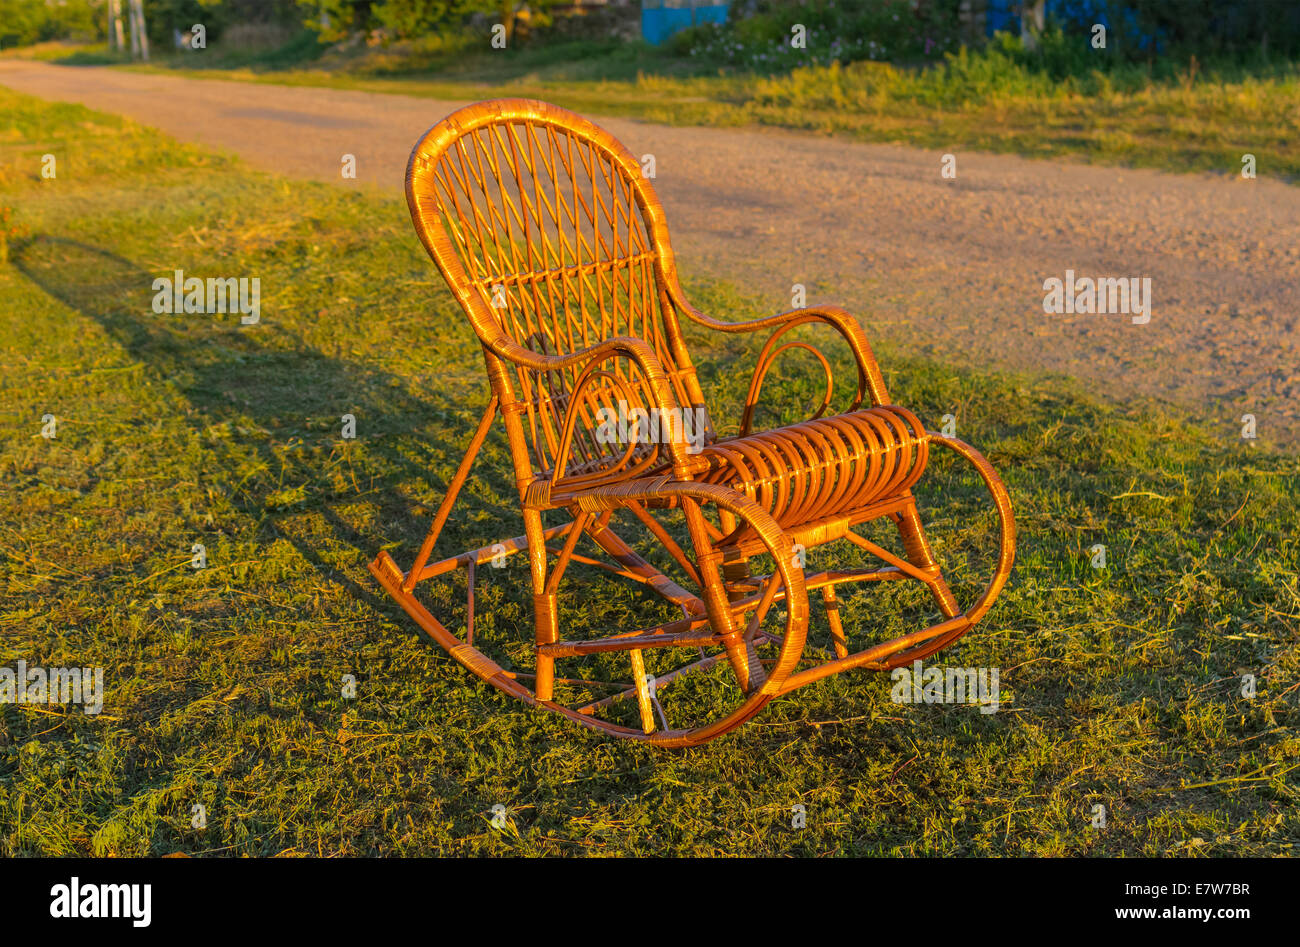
[370, 99, 1016, 747]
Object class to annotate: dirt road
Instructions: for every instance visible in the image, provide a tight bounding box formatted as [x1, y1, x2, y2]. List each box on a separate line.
[4, 61, 1297, 445]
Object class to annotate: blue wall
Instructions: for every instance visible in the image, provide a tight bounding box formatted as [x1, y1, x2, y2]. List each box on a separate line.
[986, 0, 1156, 49]
[642, 3, 730, 46]
[641, 1, 1159, 52]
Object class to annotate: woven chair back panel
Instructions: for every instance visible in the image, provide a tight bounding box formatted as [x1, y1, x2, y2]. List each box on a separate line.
[424, 119, 697, 477]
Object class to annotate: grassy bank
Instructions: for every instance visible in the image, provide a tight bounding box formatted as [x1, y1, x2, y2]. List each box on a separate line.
[1, 88, 1297, 856]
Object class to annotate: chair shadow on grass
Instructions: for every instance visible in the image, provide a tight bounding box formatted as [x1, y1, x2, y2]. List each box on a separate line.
[13, 234, 520, 625]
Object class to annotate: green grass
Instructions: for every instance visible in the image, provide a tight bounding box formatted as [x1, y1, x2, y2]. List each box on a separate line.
[0, 40, 118, 64]
[1, 88, 1297, 856]
[51, 30, 1300, 183]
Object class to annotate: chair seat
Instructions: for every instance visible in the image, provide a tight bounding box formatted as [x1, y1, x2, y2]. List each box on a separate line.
[692, 405, 930, 534]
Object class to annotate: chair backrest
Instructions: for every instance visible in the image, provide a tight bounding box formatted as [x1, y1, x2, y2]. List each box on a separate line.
[405, 99, 710, 484]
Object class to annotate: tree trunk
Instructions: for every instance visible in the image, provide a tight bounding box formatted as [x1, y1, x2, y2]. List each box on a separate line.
[108, 0, 124, 50]
[126, 0, 139, 59]
[1021, 0, 1046, 51]
[502, 2, 517, 45]
[133, 0, 150, 61]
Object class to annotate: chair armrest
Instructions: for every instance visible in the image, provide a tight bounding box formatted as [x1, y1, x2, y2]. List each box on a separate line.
[669, 289, 891, 408]
[481, 330, 667, 385]
[483, 332, 696, 474]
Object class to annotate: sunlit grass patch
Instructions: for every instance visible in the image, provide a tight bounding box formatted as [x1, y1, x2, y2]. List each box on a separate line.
[0, 88, 1296, 856]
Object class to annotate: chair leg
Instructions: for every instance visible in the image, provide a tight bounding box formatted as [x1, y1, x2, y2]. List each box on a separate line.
[822, 585, 849, 659]
[718, 510, 750, 603]
[524, 507, 558, 701]
[682, 498, 767, 694]
[402, 396, 498, 593]
[720, 543, 766, 683]
[721, 555, 751, 602]
[894, 500, 961, 620]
